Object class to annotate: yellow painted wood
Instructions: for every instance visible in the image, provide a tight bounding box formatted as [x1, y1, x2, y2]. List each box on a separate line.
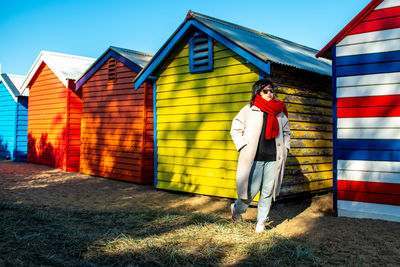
[157, 102, 248, 115]
[157, 92, 251, 107]
[285, 163, 333, 174]
[291, 130, 332, 140]
[280, 93, 332, 108]
[280, 179, 333, 195]
[157, 41, 228, 71]
[289, 121, 333, 131]
[157, 121, 233, 131]
[160, 54, 248, 77]
[158, 155, 238, 171]
[157, 112, 238, 123]
[287, 103, 332, 116]
[277, 86, 331, 100]
[285, 171, 333, 182]
[158, 147, 238, 161]
[289, 113, 332, 124]
[158, 163, 236, 180]
[154, 37, 332, 199]
[157, 82, 254, 100]
[157, 130, 231, 141]
[290, 139, 333, 148]
[157, 64, 258, 85]
[287, 155, 332, 165]
[156, 72, 259, 92]
[289, 147, 333, 156]
[158, 139, 236, 150]
[157, 180, 238, 199]
[157, 173, 236, 192]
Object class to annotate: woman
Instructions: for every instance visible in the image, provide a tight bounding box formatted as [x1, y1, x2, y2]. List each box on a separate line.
[230, 78, 291, 233]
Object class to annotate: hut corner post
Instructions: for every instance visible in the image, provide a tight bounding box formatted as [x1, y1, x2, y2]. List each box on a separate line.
[141, 82, 149, 182]
[332, 44, 338, 211]
[152, 80, 158, 188]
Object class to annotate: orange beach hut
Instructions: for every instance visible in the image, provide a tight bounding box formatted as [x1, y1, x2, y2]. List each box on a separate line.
[20, 51, 95, 172]
[75, 46, 154, 183]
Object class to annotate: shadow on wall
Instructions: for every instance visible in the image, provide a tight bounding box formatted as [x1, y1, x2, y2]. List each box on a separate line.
[12, 149, 27, 162]
[28, 133, 64, 169]
[80, 71, 149, 183]
[281, 155, 311, 198]
[0, 136, 11, 159]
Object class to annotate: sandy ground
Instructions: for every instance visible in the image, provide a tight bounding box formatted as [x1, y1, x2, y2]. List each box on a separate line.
[1, 160, 399, 265]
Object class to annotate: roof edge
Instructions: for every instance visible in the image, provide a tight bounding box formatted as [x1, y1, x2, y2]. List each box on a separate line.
[75, 46, 148, 90]
[20, 51, 95, 94]
[0, 73, 24, 101]
[134, 12, 274, 89]
[316, 0, 383, 58]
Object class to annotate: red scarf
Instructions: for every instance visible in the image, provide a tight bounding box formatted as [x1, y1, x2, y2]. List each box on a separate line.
[254, 94, 288, 139]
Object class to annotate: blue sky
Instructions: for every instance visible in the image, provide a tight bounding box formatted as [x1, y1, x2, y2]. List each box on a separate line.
[1, 0, 371, 75]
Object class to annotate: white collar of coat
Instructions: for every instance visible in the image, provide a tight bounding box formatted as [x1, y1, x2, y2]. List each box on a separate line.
[250, 105, 261, 112]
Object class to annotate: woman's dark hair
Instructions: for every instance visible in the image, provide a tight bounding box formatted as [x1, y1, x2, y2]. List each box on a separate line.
[249, 78, 275, 106]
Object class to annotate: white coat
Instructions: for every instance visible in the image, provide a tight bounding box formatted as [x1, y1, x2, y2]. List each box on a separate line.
[230, 104, 291, 200]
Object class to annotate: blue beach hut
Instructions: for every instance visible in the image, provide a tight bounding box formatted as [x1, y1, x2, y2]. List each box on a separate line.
[0, 73, 28, 161]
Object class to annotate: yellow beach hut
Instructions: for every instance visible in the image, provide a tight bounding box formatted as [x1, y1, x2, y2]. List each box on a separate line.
[135, 11, 333, 199]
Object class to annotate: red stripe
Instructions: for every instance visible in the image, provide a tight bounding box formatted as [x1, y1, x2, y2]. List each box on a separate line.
[364, 6, 400, 21]
[349, 16, 400, 35]
[337, 106, 400, 118]
[337, 180, 400, 195]
[338, 191, 400, 206]
[316, 0, 383, 58]
[337, 95, 400, 108]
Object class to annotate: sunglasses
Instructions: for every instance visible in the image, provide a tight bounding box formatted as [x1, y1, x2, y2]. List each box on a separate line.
[261, 88, 274, 94]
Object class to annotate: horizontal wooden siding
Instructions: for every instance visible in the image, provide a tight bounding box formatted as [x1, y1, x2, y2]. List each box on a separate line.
[271, 64, 333, 196]
[80, 58, 153, 183]
[156, 39, 333, 199]
[15, 96, 28, 161]
[0, 82, 15, 159]
[27, 64, 67, 170]
[335, 0, 400, 221]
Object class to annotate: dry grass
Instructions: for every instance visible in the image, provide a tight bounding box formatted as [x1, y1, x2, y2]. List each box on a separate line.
[0, 201, 322, 266]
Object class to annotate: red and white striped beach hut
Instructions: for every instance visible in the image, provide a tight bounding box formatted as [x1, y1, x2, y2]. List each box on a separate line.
[317, 0, 400, 222]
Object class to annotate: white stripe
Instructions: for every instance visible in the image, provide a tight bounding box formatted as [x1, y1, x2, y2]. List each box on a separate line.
[338, 128, 400, 139]
[338, 28, 400, 46]
[338, 170, 400, 184]
[338, 200, 400, 222]
[338, 159, 400, 172]
[337, 72, 400, 87]
[337, 84, 400, 98]
[338, 117, 400, 129]
[375, 0, 400, 10]
[336, 39, 400, 56]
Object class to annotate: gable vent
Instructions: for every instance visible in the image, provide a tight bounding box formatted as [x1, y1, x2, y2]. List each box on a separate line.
[189, 32, 213, 73]
[108, 58, 116, 80]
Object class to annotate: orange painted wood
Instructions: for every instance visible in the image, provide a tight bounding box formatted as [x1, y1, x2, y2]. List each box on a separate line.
[27, 63, 82, 172]
[80, 58, 153, 184]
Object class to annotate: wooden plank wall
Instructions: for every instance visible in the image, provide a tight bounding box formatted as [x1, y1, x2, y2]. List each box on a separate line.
[27, 64, 67, 170]
[271, 65, 333, 196]
[0, 82, 15, 159]
[15, 96, 28, 161]
[80, 58, 153, 183]
[155, 38, 333, 199]
[334, 0, 400, 221]
[155, 40, 262, 198]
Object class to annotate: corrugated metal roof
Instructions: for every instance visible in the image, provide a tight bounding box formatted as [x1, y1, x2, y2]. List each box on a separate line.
[191, 11, 331, 76]
[0, 73, 26, 101]
[20, 51, 95, 95]
[110, 46, 153, 68]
